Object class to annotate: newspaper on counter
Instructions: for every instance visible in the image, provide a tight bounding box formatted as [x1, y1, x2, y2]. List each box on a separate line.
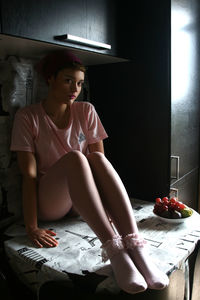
[4, 199, 200, 294]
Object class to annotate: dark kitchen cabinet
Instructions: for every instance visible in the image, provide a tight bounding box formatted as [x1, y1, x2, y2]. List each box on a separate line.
[170, 169, 199, 209]
[170, 0, 200, 211]
[88, 0, 200, 210]
[88, 60, 171, 201]
[116, 1, 171, 60]
[0, 0, 117, 56]
[0, 10, 1, 32]
[171, 102, 199, 179]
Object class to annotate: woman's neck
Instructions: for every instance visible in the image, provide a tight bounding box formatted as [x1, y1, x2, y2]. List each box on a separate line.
[42, 96, 68, 118]
[42, 97, 71, 129]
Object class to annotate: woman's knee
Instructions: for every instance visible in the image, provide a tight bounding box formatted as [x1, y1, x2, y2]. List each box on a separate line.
[87, 151, 105, 163]
[63, 150, 87, 165]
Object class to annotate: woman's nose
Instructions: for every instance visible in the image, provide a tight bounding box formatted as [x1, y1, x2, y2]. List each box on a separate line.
[71, 83, 78, 92]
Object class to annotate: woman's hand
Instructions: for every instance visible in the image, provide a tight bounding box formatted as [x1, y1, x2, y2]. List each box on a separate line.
[27, 227, 58, 248]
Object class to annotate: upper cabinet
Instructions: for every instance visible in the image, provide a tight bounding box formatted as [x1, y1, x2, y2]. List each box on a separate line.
[0, 0, 117, 57]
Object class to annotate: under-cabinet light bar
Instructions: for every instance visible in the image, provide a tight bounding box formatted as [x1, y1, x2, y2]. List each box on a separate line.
[55, 34, 111, 50]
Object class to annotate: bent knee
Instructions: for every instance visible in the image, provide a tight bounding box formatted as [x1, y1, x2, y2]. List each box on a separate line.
[87, 151, 105, 162]
[68, 150, 84, 158]
[63, 150, 87, 164]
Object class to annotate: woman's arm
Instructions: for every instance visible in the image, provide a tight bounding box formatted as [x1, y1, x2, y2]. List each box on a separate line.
[17, 151, 58, 248]
[17, 151, 38, 231]
[88, 140, 104, 154]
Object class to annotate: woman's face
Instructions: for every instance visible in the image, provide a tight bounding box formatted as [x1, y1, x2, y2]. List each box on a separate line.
[48, 68, 85, 104]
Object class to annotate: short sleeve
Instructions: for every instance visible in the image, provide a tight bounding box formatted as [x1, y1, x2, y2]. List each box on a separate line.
[85, 103, 108, 144]
[10, 109, 36, 153]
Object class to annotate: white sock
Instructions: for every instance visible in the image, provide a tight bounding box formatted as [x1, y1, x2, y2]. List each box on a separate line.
[124, 233, 169, 290]
[101, 235, 147, 294]
[110, 249, 147, 294]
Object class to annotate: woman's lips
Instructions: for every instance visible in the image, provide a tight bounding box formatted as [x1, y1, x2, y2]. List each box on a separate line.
[69, 95, 76, 99]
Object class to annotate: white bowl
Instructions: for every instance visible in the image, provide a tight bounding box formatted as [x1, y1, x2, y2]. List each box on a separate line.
[153, 209, 194, 224]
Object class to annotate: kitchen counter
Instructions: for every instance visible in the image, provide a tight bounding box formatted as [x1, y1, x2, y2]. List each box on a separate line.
[3, 199, 200, 299]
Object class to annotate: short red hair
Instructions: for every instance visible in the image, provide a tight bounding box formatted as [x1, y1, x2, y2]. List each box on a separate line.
[35, 50, 86, 83]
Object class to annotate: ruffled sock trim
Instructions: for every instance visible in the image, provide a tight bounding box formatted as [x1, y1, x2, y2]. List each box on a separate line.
[124, 233, 147, 249]
[101, 235, 124, 262]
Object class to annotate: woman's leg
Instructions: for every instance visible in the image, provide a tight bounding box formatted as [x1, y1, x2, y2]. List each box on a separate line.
[38, 150, 147, 294]
[87, 151, 138, 236]
[87, 151, 169, 290]
[39, 151, 114, 242]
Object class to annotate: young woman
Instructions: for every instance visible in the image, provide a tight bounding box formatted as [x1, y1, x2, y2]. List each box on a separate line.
[10, 50, 169, 294]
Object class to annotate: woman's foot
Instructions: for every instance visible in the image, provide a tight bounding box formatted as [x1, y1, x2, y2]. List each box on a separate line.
[124, 233, 169, 290]
[101, 235, 147, 294]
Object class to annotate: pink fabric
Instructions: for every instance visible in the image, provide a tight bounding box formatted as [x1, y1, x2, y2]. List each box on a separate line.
[10, 101, 108, 179]
[124, 233, 147, 249]
[101, 235, 124, 262]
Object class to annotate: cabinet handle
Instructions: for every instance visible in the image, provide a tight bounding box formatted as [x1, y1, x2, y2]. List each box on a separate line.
[170, 188, 179, 198]
[54, 34, 111, 50]
[171, 155, 180, 180]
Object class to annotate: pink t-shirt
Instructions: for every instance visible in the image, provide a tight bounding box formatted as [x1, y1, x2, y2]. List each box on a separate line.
[10, 101, 108, 178]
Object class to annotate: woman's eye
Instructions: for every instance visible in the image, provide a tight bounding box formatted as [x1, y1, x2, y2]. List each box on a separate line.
[65, 78, 72, 83]
[78, 81, 84, 87]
